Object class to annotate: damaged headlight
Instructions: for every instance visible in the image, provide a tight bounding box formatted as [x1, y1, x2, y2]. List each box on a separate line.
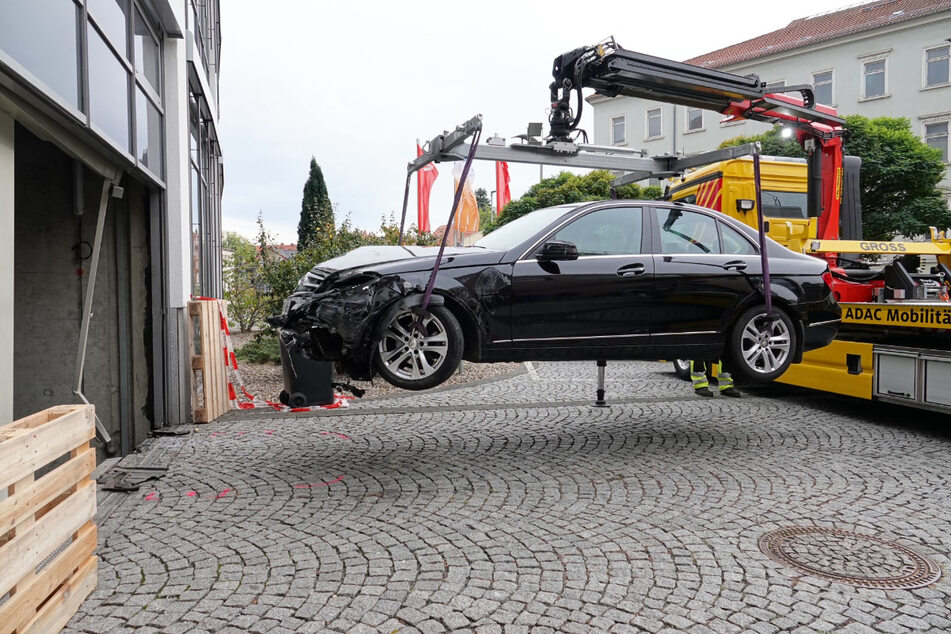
[282, 298, 297, 315]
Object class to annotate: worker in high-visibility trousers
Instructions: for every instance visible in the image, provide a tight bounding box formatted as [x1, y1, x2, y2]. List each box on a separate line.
[690, 360, 741, 398]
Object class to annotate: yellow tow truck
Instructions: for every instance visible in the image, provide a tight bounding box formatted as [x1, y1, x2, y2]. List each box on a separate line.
[668, 155, 951, 412]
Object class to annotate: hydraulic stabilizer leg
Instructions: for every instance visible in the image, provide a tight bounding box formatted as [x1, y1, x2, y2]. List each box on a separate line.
[594, 359, 608, 407]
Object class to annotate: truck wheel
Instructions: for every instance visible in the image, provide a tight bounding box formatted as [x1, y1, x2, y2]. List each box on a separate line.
[726, 306, 796, 382]
[375, 305, 463, 391]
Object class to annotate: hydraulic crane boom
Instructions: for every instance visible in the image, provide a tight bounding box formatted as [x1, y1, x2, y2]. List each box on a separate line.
[547, 38, 849, 245]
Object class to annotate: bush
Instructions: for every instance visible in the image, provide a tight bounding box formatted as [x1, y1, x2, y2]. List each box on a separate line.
[236, 332, 281, 365]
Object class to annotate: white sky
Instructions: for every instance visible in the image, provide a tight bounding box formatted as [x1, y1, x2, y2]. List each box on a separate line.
[219, 0, 852, 243]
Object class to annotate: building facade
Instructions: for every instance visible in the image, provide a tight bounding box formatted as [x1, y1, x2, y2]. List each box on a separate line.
[590, 0, 951, 201]
[0, 0, 223, 456]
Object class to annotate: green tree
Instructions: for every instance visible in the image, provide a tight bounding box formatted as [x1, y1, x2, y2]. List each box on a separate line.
[475, 187, 496, 233]
[222, 231, 268, 332]
[496, 170, 663, 226]
[297, 157, 334, 251]
[720, 116, 951, 240]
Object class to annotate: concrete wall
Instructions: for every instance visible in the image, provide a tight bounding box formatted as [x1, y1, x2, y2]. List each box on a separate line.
[591, 12, 951, 199]
[0, 111, 12, 424]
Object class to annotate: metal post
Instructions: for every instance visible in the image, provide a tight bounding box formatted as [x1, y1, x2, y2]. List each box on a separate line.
[397, 171, 412, 246]
[753, 153, 773, 319]
[74, 178, 117, 445]
[594, 359, 608, 407]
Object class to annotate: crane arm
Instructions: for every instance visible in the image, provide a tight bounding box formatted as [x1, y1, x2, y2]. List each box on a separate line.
[548, 38, 848, 243]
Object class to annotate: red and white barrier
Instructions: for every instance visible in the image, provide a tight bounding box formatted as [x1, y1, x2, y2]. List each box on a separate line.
[191, 297, 351, 413]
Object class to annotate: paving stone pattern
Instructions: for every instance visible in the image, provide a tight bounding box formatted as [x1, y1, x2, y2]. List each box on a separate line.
[66, 361, 951, 633]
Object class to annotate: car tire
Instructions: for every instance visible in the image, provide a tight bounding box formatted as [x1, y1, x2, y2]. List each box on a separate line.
[374, 305, 463, 391]
[725, 305, 796, 383]
[673, 359, 691, 381]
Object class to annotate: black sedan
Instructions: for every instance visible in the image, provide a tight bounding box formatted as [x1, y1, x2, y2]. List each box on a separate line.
[271, 201, 841, 390]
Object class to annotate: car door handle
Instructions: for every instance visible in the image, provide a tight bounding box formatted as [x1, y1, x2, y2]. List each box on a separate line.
[723, 260, 747, 271]
[617, 263, 646, 277]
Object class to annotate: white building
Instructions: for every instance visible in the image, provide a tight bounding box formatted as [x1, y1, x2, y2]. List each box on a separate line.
[590, 0, 951, 200]
[0, 0, 223, 455]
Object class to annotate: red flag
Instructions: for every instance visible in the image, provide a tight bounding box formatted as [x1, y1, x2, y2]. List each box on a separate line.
[416, 144, 438, 233]
[495, 161, 511, 215]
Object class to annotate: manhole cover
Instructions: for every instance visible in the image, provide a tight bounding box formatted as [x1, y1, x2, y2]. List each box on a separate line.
[758, 526, 942, 589]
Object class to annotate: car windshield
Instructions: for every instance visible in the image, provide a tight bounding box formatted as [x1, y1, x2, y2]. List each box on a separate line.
[474, 204, 582, 251]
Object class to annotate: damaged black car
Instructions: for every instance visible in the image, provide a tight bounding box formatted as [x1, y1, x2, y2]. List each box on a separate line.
[270, 200, 840, 391]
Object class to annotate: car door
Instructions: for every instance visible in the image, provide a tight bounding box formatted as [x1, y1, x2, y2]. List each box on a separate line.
[509, 205, 654, 357]
[651, 206, 761, 348]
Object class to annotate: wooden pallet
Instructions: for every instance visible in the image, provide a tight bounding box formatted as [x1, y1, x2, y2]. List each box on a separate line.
[0, 404, 97, 634]
[188, 300, 231, 422]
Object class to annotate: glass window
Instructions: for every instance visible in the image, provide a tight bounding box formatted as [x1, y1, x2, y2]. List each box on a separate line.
[655, 208, 720, 255]
[925, 122, 949, 163]
[687, 108, 703, 131]
[720, 222, 757, 255]
[136, 89, 163, 176]
[554, 207, 643, 256]
[760, 190, 808, 218]
[88, 0, 130, 58]
[134, 9, 161, 93]
[0, 0, 81, 109]
[88, 23, 131, 151]
[611, 116, 625, 144]
[476, 204, 582, 251]
[647, 108, 662, 139]
[864, 59, 886, 98]
[813, 71, 833, 105]
[926, 46, 950, 87]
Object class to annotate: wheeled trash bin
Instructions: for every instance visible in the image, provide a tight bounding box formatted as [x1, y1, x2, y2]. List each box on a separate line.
[278, 330, 335, 407]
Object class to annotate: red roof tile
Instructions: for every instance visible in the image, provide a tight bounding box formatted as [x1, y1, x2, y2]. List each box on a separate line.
[685, 0, 951, 68]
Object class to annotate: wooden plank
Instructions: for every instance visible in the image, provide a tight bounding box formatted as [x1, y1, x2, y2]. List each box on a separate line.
[0, 523, 96, 634]
[0, 481, 96, 598]
[0, 448, 95, 535]
[0, 407, 94, 490]
[0, 405, 84, 434]
[19, 554, 97, 634]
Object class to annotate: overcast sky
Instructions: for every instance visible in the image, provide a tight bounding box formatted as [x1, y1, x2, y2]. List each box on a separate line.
[219, 0, 851, 243]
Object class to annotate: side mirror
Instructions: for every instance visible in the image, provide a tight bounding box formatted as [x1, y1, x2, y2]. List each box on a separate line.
[537, 240, 579, 262]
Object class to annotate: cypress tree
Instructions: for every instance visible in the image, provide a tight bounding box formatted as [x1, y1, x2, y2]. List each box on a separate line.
[297, 157, 334, 251]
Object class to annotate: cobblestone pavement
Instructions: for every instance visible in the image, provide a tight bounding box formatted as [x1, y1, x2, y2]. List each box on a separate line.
[66, 361, 951, 633]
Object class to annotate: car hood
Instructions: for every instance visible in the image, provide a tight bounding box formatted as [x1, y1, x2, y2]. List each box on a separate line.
[316, 245, 473, 272]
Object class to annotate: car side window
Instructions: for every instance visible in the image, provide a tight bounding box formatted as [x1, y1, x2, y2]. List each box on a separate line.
[553, 207, 643, 256]
[654, 208, 721, 254]
[720, 222, 757, 255]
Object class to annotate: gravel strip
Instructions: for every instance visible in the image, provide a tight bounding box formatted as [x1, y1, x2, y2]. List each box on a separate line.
[229, 330, 523, 402]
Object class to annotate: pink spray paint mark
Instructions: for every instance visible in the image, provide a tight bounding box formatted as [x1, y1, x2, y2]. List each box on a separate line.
[144, 492, 157, 501]
[211, 432, 220, 437]
[265, 430, 275, 435]
[321, 431, 351, 440]
[216, 488, 232, 499]
[186, 491, 197, 497]
[294, 475, 345, 489]
[237, 431, 246, 437]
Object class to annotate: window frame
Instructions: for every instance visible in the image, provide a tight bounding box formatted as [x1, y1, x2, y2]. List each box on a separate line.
[923, 118, 950, 164]
[859, 51, 890, 101]
[923, 44, 950, 89]
[812, 69, 834, 106]
[684, 107, 704, 133]
[611, 115, 626, 145]
[645, 107, 663, 140]
[550, 205, 647, 257]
